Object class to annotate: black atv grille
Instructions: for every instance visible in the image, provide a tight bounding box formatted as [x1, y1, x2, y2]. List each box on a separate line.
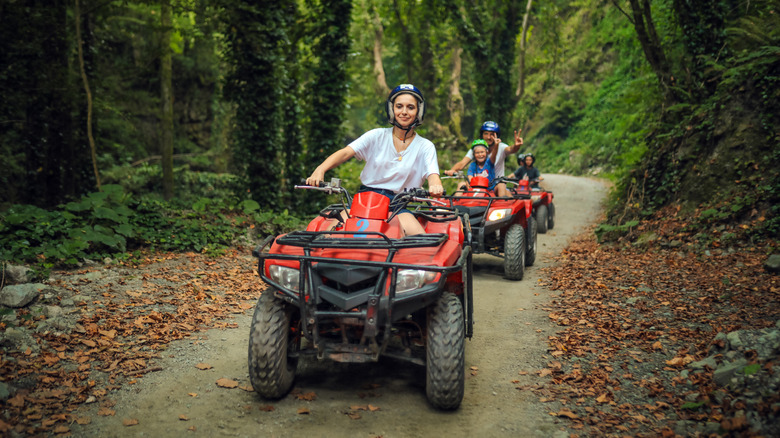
[314, 263, 382, 311]
[315, 263, 382, 290]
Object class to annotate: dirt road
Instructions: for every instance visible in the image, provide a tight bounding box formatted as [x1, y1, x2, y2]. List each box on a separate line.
[78, 174, 609, 438]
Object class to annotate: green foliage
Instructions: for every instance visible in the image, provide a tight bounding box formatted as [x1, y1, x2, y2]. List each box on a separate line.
[0, 185, 306, 268]
[602, 1, 780, 244]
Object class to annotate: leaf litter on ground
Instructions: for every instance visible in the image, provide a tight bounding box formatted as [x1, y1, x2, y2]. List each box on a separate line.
[527, 207, 778, 437]
[0, 248, 263, 436]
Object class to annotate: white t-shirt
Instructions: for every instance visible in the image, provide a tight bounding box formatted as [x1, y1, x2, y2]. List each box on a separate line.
[349, 128, 439, 193]
[466, 142, 510, 176]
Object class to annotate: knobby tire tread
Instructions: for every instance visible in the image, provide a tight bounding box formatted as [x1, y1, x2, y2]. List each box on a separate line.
[504, 224, 525, 280]
[526, 215, 537, 267]
[536, 204, 548, 234]
[548, 203, 555, 230]
[426, 292, 465, 410]
[248, 291, 296, 399]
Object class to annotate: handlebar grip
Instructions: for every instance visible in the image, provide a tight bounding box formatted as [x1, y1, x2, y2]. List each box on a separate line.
[299, 179, 326, 188]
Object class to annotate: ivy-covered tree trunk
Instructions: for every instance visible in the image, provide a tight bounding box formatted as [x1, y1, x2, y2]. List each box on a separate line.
[301, 0, 352, 212]
[280, 1, 304, 208]
[221, 1, 293, 209]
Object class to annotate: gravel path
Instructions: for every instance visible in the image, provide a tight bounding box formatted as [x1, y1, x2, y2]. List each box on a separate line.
[71, 174, 610, 438]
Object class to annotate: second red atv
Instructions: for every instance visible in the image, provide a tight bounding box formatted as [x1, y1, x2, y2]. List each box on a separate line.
[444, 175, 537, 281]
[250, 179, 474, 410]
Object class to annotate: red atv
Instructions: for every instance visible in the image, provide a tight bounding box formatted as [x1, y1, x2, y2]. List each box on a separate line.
[250, 179, 474, 410]
[512, 178, 555, 234]
[443, 174, 537, 281]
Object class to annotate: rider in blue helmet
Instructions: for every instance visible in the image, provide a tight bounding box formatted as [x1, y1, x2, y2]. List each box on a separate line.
[444, 121, 524, 197]
[306, 84, 443, 236]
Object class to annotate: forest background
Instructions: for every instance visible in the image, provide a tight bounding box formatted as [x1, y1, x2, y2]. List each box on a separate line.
[1, 0, 778, 269]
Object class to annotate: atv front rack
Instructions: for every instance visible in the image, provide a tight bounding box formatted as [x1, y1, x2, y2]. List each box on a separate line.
[274, 230, 449, 249]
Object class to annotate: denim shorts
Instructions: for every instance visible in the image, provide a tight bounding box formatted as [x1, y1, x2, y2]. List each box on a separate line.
[358, 185, 412, 215]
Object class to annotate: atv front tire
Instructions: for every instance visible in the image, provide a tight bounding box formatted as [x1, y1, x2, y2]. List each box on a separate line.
[536, 204, 548, 234]
[426, 292, 465, 410]
[504, 224, 526, 280]
[526, 215, 537, 267]
[248, 291, 298, 399]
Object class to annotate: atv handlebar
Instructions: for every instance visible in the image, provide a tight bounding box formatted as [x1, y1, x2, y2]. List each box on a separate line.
[295, 178, 352, 206]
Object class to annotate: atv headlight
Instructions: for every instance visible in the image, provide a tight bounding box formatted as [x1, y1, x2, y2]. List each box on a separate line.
[487, 208, 512, 222]
[395, 269, 438, 294]
[269, 265, 300, 292]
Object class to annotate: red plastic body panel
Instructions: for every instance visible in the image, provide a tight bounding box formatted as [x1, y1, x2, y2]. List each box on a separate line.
[469, 176, 490, 189]
[350, 191, 390, 220]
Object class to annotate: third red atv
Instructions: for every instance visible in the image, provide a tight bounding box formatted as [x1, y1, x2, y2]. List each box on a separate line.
[444, 174, 537, 280]
[512, 178, 555, 233]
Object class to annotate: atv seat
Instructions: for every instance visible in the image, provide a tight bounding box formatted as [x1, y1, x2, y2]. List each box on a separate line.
[454, 205, 487, 226]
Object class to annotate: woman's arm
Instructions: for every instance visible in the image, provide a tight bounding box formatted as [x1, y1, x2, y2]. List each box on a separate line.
[306, 146, 356, 186]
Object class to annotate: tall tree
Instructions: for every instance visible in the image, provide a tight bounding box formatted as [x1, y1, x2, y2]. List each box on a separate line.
[370, 4, 391, 96]
[515, 0, 533, 97]
[447, 0, 523, 130]
[160, 0, 174, 200]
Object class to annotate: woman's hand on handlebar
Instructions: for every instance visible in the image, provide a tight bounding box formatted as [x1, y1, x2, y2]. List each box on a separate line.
[428, 184, 444, 197]
[306, 169, 325, 187]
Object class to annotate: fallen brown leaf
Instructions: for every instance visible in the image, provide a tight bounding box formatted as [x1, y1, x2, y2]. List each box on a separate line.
[555, 409, 579, 420]
[215, 378, 238, 388]
[98, 407, 116, 416]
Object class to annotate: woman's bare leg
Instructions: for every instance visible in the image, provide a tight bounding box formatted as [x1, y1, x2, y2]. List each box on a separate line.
[396, 212, 425, 236]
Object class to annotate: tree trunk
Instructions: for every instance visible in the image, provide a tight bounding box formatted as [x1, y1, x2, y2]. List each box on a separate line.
[623, 0, 675, 98]
[160, 0, 174, 200]
[371, 7, 390, 96]
[516, 0, 533, 97]
[75, 0, 101, 191]
[447, 46, 465, 143]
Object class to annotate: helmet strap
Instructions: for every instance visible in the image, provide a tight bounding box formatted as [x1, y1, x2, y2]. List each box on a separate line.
[392, 120, 417, 142]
